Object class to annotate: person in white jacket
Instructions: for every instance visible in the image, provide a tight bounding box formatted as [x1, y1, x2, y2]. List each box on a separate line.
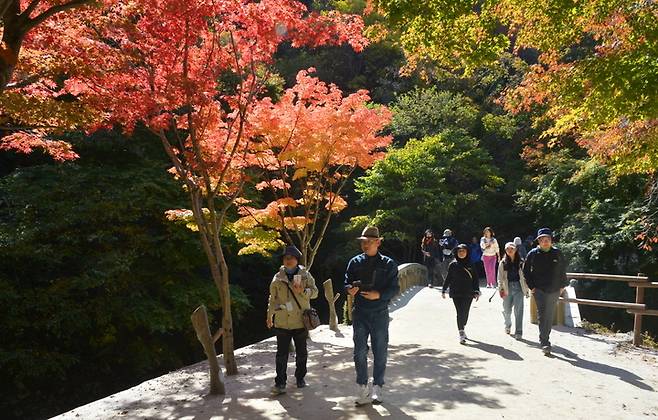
[497, 242, 530, 339]
[480, 227, 499, 288]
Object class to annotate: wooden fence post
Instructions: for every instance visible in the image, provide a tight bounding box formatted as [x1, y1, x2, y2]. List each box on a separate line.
[323, 279, 340, 332]
[633, 276, 645, 346]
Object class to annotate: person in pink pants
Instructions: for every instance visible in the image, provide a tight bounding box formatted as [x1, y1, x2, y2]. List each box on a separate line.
[480, 227, 500, 288]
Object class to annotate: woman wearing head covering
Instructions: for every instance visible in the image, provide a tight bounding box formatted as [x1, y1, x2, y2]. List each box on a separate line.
[441, 244, 481, 344]
[497, 242, 530, 339]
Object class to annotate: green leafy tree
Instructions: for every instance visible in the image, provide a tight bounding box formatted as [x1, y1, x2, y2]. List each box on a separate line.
[0, 131, 252, 419]
[354, 129, 503, 259]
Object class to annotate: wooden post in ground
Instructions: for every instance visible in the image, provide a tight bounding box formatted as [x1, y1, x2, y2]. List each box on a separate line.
[346, 293, 353, 323]
[633, 281, 646, 346]
[323, 279, 340, 332]
[191, 305, 225, 395]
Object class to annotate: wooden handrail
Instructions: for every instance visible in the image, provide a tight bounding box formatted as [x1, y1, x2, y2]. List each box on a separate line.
[567, 272, 649, 282]
[559, 297, 645, 311]
[628, 282, 658, 288]
[627, 309, 658, 316]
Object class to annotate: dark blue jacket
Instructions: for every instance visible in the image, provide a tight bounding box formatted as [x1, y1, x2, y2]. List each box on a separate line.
[468, 243, 482, 263]
[344, 252, 400, 312]
[523, 247, 568, 292]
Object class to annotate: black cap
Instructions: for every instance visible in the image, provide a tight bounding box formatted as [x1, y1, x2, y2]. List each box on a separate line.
[283, 245, 302, 260]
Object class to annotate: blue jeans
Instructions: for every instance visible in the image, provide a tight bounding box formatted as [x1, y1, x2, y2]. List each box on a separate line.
[352, 307, 389, 386]
[502, 282, 525, 335]
[534, 289, 560, 347]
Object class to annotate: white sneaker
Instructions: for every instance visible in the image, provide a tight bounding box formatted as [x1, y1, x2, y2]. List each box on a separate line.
[355, 384, 371, 406]
[371, 385, 383, 404]
[459, 330, 466, 344]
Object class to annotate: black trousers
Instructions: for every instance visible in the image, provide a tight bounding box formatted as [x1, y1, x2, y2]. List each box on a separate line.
[275, 327, 307, 386]
[452, 297, 473, 331]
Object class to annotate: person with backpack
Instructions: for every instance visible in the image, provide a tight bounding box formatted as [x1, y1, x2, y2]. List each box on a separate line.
[438, 229, 459, 282]
[480, 227, 500, 288]
[497, 242, 530, 339]
[523, 228, 569, 356]
[266, 245, 319, 395]
[421, 229, 441, 287]
[345, 226, 400, 406]
[442, 244, 481, 344]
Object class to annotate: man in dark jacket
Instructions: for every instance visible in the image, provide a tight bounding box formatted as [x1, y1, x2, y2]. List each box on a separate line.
[345, 226, 400, 406]
[523, 228, 569, 356]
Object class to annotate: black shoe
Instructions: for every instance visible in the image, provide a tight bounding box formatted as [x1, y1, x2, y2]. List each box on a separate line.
[296, 379, 307, 388]
[271, 384, 286, 395]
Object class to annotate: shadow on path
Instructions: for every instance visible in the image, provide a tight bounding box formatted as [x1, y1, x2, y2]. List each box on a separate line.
[466, 339, 524, 361]
[551, 345, 654, 392]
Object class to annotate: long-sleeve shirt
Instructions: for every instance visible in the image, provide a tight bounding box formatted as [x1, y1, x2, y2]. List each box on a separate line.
[522, 247, 569, 292]
[344, 252, 400, 312]
[442, 261, 480, 298]
[480, 237, 500, 257]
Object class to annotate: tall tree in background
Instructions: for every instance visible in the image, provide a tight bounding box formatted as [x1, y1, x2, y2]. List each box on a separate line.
[234, 68, 391, 269]
[370, 0, 658, 242]
[3, 0, 367, 379]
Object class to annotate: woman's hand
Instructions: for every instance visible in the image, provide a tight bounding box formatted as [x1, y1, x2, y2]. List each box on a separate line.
[292, 282, 304, 294]
[499, 290, 506, 298]
[266, 318, 273, 329]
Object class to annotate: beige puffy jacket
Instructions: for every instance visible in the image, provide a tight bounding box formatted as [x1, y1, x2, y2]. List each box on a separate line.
[267, 266, 318, 330]
[497, 261, 530, 297]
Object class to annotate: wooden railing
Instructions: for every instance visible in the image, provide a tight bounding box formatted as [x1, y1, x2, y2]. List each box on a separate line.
[559, 272, 655, 346]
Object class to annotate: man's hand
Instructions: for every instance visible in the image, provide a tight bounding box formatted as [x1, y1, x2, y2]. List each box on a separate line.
[531, 288, 536, 294]
[360, 290, 381, 300]
[560, 287, 565, 296]
[347, 286, 360, 297]
[266, 318, 273, 329]
[499, 290, 506, 298]
[474, 293, 480, 302]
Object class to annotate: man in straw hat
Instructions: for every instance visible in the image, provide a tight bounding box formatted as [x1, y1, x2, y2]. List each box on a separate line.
[523, 228, 569, 356]
[345, 226, 399, 406]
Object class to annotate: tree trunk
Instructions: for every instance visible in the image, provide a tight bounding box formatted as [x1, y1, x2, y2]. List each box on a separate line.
[191, 305, 225, 395]
[215, 246, 238, 375]
[1, 2, 24, 91]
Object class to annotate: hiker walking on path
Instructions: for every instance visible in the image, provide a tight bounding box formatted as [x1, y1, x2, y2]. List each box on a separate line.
[438, 229, 459, 282]
[523, 228, 569, 356]
[421, 229, 441, 288]
[442, 244, 481, 344]
[345, 226, 400, 406]
[497, 242, 530, 340]
[514, 236, 528, 259]
[266, 246, 319, 395]
[480, 227, 500, 288]
[468, 236, 484, 279]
